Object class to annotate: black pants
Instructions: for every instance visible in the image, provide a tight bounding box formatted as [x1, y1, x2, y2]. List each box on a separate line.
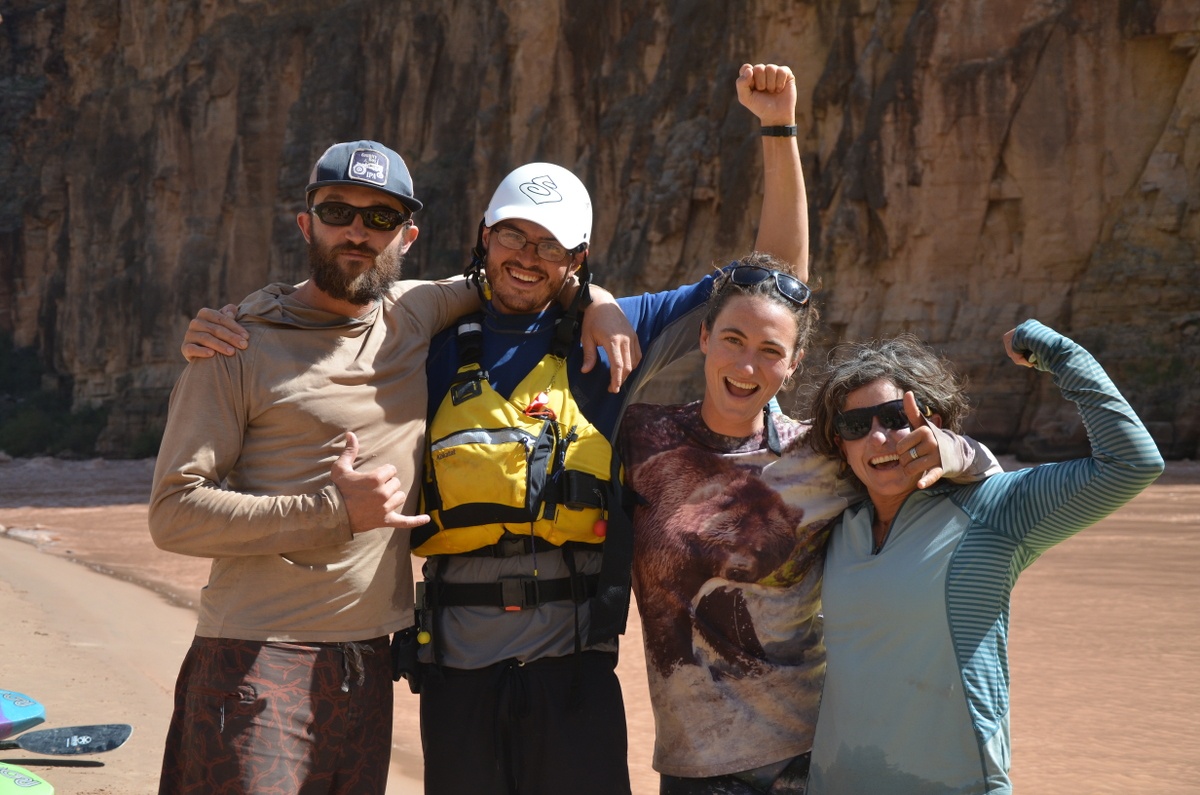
[420, 651, 631, 795]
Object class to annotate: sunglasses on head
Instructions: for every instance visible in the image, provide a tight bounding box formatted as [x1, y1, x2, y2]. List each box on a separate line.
[727, 265, 812, 308]
[310, 201, 412, 232]
[834, 398, 930, 441]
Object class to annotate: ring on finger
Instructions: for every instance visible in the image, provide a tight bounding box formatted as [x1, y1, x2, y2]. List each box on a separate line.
[909, 447, 920, 461]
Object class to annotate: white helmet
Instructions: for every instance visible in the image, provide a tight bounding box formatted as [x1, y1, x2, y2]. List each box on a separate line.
[484, 163, 592, 251]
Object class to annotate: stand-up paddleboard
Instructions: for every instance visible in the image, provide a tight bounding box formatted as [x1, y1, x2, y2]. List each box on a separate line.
[0, 724, 132, 755]
[0, 763, 54, 793]
[0, 691, 44, 742]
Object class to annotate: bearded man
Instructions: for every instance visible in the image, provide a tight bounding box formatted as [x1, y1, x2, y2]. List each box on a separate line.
[148, 141, 479, 794]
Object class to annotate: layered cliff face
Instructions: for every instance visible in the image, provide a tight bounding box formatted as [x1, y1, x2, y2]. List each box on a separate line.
[1, 0, 1196, 458]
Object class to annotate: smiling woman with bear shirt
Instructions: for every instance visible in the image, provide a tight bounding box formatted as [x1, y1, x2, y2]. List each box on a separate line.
[618, 252, 1000, 794]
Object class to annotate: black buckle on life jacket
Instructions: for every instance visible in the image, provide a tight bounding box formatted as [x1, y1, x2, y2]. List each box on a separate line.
[501, 578, 538, 611]
[560, 472, 606, 510]
[450, 369, 487, 404]
[450, 314, 487, 405]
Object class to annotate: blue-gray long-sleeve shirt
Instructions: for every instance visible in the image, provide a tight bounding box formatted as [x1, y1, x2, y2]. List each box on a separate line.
[810, 320, 1165, 795]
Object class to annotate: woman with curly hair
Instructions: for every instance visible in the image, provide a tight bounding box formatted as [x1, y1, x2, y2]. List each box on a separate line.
[805, 323, 1164, 794]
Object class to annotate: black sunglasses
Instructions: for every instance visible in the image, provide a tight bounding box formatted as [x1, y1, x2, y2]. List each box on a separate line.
[834, 398, 930, 441]
[727, 265, 812, 308]
[310, 201, 411, 232]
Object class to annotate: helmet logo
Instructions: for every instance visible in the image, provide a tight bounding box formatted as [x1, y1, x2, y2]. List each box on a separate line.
[518, 176, 562, 205]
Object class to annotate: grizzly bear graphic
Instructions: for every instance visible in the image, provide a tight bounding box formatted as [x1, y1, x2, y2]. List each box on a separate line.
[631, 446, 805, 679]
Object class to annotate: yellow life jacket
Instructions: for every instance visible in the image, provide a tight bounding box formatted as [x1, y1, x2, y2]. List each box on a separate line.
[412, 317, 611, 557]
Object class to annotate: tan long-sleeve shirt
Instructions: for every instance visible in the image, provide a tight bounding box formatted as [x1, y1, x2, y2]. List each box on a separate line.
[150, 278, 477, 642]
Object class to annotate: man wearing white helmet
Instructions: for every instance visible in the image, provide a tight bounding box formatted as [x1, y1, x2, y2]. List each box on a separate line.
[411, 63, 808, 794]
[474, 162, 595, 313]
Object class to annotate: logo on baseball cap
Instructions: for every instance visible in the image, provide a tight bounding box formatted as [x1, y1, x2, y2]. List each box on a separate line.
[306, 140, 423, 212]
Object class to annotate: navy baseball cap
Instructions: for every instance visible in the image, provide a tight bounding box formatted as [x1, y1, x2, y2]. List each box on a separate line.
[305, 140, 423, 212]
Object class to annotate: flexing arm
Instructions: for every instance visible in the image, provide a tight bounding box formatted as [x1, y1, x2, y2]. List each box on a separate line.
[977, 320, 1164, 555]
[619, 63, 810, 394]
[737, 62, 808, 280]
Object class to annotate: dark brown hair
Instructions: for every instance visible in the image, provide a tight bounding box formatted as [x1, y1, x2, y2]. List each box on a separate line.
[808, 334, 970, 463]
[702, 251, 819, 367]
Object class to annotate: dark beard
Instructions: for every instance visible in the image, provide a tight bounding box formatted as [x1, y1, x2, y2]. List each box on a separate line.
[308, 240, 403, 305]
[483, 256, 570, 314]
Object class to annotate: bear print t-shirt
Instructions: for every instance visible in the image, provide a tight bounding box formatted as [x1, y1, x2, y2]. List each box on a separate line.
[619, 401, 857, 779]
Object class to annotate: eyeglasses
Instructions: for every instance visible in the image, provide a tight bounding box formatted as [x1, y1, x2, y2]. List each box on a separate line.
[491, 226, 575, 263]
[310, 201, 411, 232]
[727, 265, 812, 308]
[834, 398, 930, 441]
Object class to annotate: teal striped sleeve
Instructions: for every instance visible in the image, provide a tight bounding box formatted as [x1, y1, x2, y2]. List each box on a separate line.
[947, 321, 1165, 748]
[975, 319, 1165, 559]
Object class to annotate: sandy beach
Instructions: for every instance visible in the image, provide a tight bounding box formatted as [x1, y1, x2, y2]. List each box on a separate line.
[1, 455, 1198, 794]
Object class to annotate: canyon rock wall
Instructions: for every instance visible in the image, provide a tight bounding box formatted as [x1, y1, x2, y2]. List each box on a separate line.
[1, 0, 1197, 458]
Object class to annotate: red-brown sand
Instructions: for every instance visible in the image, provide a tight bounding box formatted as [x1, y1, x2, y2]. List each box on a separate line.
[1, 455, 1197, 794]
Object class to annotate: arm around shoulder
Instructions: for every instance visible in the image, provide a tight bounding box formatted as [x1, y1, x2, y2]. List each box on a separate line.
[391, 275, 481, 336]
[933, 427, 1003, 483]
[579, 284, 641, 392]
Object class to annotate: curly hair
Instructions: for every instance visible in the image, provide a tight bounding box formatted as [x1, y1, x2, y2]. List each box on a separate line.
[703, 251, 819, 371]
[807, 334, 970, 464]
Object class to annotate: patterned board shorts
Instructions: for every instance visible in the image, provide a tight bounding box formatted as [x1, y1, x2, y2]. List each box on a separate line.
[158, 636, 393, 795]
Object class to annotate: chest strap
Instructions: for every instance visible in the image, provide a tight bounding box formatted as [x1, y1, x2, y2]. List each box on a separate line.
[456, 537, 600, 558]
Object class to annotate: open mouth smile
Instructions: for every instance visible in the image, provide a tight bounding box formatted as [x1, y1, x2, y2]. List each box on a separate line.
[724, 377, 759, 397]
[505, 265, 543, 284]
